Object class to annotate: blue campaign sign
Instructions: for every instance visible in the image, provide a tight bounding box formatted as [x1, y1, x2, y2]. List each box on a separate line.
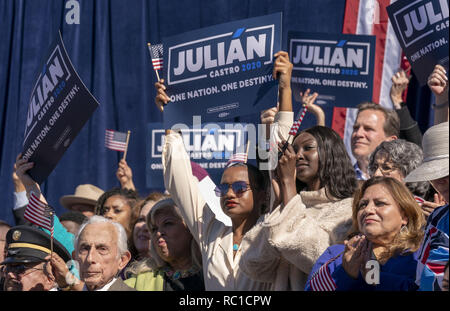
[288, 31, 375, 127]
[22, 32, 99, 184]
[146, 122, 250, 189]
[387, 0, 449, 86]
[162, 13, 282, 128]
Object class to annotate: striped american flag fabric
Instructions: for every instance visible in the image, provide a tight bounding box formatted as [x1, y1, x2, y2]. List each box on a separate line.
[24, 192, 54, 235]
[414, 195, 425, 206]
[309, 260, 337, 291]
[226, 153, 248, 167]
[289, 106, 308, 136]
[148, 43, 163, 70]
[105, 129, 128, 152]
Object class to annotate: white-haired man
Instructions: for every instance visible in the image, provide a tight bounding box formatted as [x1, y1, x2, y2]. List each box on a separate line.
[73, 216, 134, 291]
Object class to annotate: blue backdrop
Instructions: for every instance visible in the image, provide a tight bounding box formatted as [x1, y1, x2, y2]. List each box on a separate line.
[0, 0, 432, 225]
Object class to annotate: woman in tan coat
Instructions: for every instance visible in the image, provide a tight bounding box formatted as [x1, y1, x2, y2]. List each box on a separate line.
[240, 126, 358, 290]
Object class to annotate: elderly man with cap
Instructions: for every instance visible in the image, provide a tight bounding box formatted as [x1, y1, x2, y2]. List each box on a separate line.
[404, 122, 449, 291]
[1, 226, 71, 291]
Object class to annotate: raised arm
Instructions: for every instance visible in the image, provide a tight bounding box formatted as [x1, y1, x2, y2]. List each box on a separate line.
[116, 159, 136, 191]
[300, 89, 324, 126]
[155, 80, 215, 245]
[427, 64, 449, 125]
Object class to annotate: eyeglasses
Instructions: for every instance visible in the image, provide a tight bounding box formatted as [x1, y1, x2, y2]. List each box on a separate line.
[4, 263, 44, 276]
[369, 162, 397, 176]
[214, 181, 251, 197]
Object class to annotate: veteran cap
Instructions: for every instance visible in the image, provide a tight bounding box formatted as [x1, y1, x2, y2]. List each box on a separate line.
[1, 225, 71, 265]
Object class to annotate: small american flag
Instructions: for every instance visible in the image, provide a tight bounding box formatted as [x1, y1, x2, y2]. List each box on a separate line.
[226, 153, 248, 167]
[309, 261, 337, 291]
[105, 129, 128, 152]
[289, 105, 308, 136]
[148, 43, 163, 71]
[24, 192, 54, 235]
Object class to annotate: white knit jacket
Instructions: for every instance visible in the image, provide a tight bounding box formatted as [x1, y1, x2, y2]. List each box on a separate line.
[240, 188, 353, 290]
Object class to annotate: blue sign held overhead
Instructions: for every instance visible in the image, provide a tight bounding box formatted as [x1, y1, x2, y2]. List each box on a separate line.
[387, 0, 449, 85]
[162, 13, 282, 128]
[288, 31, 376, 127]
[146, 123, 249, 189]
[22, 32, 99, 184]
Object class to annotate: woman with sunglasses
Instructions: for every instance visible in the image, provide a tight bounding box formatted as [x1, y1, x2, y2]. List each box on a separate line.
[156, 51, 294, 290]
[240, 126, 357, 290]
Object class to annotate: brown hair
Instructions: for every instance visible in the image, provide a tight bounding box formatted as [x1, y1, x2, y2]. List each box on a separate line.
[357, 102, 400, 138]
[349, 176, 425, 262]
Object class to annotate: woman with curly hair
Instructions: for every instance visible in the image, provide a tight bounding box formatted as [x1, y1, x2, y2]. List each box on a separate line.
[240, 126, 357, 290]
[95, 187, 140, 260]
[305, 177, 425, 291]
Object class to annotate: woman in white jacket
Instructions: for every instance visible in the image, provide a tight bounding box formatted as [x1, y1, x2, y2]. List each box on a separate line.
[155, 51, 295, 290]
[240, 125, 358, 290]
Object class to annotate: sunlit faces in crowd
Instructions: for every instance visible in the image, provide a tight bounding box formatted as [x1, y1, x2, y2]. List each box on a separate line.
[95, 188, 140, 247]
[356, 183, 408, 246]
[147, 200, 194, 266]
[133, 200, 157, 259]
[369, 153, 405, 181]
[351, 109, 391, 160]
[350, 177, 425, 261]
[218, 164, 265, 219]
[74, 218, 130, 291]
[102, 195, 133, 234]
[292, 132, 320, 190]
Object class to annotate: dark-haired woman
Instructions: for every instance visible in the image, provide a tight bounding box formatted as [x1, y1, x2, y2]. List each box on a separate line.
[240, 126, 357, 290]
[95, 187, 141, 261]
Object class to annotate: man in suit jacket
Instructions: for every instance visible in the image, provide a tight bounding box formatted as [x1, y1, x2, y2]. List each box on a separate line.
[73, 215, 135, 291]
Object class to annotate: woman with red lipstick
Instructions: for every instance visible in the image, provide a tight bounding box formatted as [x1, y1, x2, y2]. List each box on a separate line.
[240, 126, 357, 290]
[156, 51, 295, 290]
[305, 177, 425, 291]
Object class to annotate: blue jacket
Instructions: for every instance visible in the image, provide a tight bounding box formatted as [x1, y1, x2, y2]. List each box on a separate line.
[305, 244, 419, 291]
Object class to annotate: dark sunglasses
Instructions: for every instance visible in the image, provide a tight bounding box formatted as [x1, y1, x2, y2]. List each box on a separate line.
[214, 181, 251, 197]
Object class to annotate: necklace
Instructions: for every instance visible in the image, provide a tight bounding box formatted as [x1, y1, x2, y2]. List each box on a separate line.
[162, 265, 200, 281]
[233, 243, 239, 251]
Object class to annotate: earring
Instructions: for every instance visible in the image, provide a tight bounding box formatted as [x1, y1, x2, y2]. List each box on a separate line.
[400, 225, 408, 234]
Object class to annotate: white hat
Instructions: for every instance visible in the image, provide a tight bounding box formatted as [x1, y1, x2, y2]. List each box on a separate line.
[404, 122, 449, 182]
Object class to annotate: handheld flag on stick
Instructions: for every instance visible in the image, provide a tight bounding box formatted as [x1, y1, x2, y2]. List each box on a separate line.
[24, 191, 55, 254]
[122, 130, 131, 161]
[148, 43, 163, 81]
[279, 104, 308, 158]
[226, 141, 250, 167]
[105, 129, 128, 152]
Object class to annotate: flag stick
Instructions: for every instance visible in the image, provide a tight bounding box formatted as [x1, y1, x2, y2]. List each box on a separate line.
[148, 43, 161, 81]
[123, 130, 131, 161]
[50, 211, 54, 257]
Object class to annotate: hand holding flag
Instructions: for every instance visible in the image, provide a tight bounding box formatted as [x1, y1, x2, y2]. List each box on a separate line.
[105, 129, 131, 160]
[148, 43, 163, 81]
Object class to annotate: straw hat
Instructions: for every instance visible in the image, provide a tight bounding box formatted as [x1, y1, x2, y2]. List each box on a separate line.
[404, 122, 449, 182]
[59, 184, 104, 210]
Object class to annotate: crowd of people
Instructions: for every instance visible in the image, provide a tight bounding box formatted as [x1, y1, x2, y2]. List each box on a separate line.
[0, 52, 448, 292]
